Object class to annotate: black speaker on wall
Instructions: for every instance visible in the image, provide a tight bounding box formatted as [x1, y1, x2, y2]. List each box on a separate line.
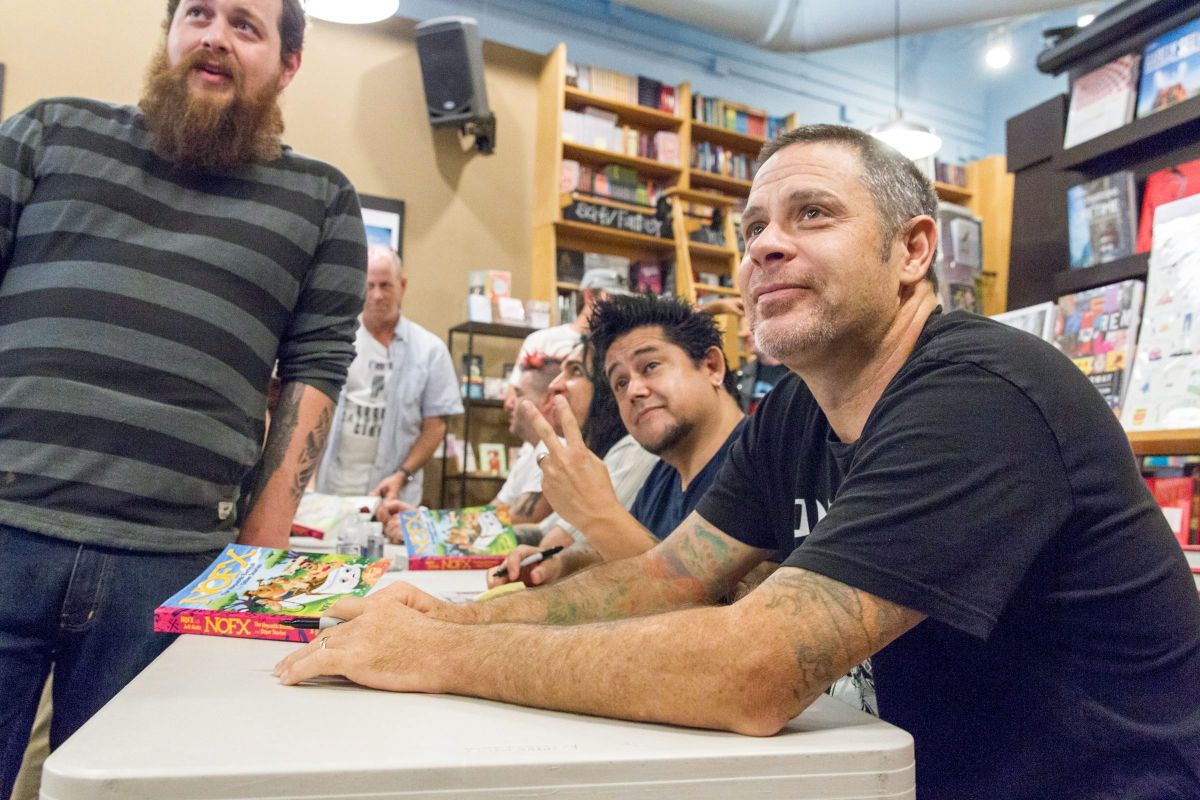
[415, 16, 496, 153]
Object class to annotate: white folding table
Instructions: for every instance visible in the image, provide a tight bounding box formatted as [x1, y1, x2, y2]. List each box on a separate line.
[41, 569, 915, 799]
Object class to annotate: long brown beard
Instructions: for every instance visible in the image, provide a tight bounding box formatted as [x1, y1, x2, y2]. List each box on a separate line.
[139, 46, 286, 172]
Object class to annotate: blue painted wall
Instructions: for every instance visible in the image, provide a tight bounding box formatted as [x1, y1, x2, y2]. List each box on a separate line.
[396, 0, 1089, 164]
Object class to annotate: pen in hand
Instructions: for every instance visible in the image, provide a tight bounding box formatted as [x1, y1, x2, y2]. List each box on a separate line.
[492, 545, 564, 582]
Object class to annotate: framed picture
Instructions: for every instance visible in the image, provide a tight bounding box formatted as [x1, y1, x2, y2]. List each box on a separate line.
[359, 193, 405, 259]
[478, 442, 508, 477]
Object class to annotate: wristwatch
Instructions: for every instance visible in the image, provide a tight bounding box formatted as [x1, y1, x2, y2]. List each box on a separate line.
[397, 467, 412, 486]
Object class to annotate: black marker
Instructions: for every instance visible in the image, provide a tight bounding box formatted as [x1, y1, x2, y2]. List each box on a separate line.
[491, 545, 564, 581]
[282, 616, 345, 630]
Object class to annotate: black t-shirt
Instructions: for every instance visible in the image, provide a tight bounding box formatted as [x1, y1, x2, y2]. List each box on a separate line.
[698, 310, 1200, 800]
[631, 420, 744, 540]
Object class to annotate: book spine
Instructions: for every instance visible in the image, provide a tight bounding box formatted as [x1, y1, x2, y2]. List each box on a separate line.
[406, 555, 506, 570]
[153, 607, 315, 642]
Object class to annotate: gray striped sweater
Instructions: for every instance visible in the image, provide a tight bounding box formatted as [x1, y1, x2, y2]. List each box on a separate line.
[0, 98, 366, 552]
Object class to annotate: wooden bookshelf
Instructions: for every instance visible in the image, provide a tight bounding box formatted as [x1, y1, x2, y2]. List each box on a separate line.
[1129, 430, 1200, 457]
[933, 181, 972, 205]
[561, 141, 682, 180]
[564, 86, 683, 131]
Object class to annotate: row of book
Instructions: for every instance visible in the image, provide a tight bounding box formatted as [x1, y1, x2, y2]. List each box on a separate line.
[993, 193, 1200, 433]
[690, 93, 790, 141]
[560, 160, 665, 207]
[1067, 157, 1200, 270]
[566, 61, 677, 113]
[561, 108, 681, 164]
[691, 141, 755, 181]
[1063, 16, 1200, 148]
[555, 248, 671, 294]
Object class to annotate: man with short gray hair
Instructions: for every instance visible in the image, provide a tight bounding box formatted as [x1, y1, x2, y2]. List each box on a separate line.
[315, 245, 462, 506]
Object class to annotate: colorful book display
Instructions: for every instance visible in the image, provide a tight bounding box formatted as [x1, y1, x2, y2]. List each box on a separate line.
[1136, 17, 1200, 119]
[399, 505, 519, 570]
[1054, 279, 1145, 417]
[1122, 194, 1200, 431]
[1067, 171, 1138, 269]
[1062, 53, 1140, 148]
[154, 545, 390, 642]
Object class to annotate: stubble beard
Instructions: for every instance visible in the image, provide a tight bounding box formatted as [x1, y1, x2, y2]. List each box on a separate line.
[139, 45, 286, 172]
[640, 417, 693, 457]
[751, 304, 839, 365]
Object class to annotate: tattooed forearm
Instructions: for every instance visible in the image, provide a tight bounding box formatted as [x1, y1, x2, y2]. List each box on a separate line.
[293, 404, 333, 500]
[757, 568, 924, 699]
[250, 382, 302, 504]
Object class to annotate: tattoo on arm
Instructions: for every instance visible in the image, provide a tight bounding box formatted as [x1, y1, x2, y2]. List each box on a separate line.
[759, 569, 923, 702]
[513, 492, 542, 518]
[248, 383, 334, 508]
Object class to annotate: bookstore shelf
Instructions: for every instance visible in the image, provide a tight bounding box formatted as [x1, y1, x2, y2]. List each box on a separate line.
[694, 282, 740, 296]
[556, 280, 581, 291]
[563, 86, 683, 130]
[688, 240, 738, 258]
[689, 170, 754, 195]
[554, 219, 675, 252]
[561, 141, 682, 180]
[1052, 252, 1149, 296]
[933, 181, 972, 204]
[689, 120, 767, 151]
[1054, 92, 1200, 172]
[1128, 430, 1200, 457]
[463, 398, 505, 409]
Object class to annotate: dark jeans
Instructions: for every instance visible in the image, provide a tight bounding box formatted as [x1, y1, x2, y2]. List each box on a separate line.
[0, 524, 220, 798]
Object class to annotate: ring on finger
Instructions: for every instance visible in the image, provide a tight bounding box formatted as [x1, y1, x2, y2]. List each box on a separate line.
[318, 635, 328, 650]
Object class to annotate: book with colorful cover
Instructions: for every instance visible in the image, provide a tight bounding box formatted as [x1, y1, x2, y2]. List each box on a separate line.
[1121, 194, 1200, 432]
[1136, 159, 1200, 253]
[153, 545, 391, 642]
[1136, 17, 1200, 120]
[1067, 171, 1138, 268]
[1054, 279, 1145, 417]
[1063, 53, 1140, 148]
[399, 505, 518, 570]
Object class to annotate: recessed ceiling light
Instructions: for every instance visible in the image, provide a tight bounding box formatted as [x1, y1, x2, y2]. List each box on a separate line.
[1077, 13, 1097, 27]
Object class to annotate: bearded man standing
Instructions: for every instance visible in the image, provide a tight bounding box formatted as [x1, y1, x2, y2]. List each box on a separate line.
[0, 1, 366, 790]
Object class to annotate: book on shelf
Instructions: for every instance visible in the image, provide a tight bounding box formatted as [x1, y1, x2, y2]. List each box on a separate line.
[932, 202, 983, 314]
[478, 442, 508, 477]
[990, 301, 1058, 343]
[1067, 171, 1138, 269]
[1135, 16, 1200, 119]
[1137, 159, 1200, 253]
[1055, 278, 1145, 418]
[1144, 475, 1196, 546]
[1062, 53, 1140, 148]
[153, 544, 390, 642]
[291, 493, 381, 540]
[461, 353, 484, 399]
[398, 504, 519, 569]
[1122, 194, 1200, 431]
[565, 62, 676, 112]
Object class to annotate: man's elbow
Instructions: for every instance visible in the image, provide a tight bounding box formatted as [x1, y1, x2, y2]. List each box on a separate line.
[720, 680, 812, 737]
[426, 416, 447, 436]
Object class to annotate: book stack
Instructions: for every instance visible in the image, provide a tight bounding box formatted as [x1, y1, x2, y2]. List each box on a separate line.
[398, 505, 520, 570]
[561, 108, 680, 168]
[560, 160, 663, 207]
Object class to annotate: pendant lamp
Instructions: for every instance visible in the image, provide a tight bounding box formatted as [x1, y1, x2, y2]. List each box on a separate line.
[868, 0, 941, 160]
[304, 0, 400, 24]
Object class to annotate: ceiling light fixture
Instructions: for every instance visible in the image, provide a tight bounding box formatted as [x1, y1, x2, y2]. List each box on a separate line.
[985, 27, 1013, 70]
[1077, 12, 1097, 27]
[303, 0, 400, 25]
[868, 0, 942, 161]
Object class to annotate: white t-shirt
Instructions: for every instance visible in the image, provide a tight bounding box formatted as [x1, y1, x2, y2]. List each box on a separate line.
[493, 442, 544, 506]
[327, 328, 390, 495]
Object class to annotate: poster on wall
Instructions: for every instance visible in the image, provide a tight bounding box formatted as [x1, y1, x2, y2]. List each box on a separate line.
[359, 193, 405, 259]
